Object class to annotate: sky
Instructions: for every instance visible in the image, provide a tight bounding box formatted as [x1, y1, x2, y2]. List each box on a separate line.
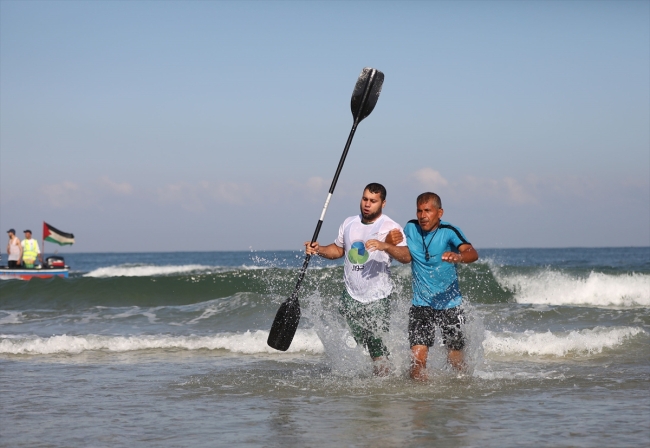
[1, 0, 648, 253]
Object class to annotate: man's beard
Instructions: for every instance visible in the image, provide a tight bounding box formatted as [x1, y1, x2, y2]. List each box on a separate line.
[361, 209, 381, 223]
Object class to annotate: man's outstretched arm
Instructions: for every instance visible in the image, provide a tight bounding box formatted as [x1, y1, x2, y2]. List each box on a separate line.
[304, 241, 345, 260]
[441, 243, 478, 264]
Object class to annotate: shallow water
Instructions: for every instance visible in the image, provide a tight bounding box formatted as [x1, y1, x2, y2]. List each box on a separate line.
[1, 248, 649, 447]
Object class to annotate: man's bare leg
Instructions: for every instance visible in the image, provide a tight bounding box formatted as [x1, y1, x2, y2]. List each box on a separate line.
[372, 356, 390, 377]
[447, 349, 465, 371]
[410, 345, 429, 380]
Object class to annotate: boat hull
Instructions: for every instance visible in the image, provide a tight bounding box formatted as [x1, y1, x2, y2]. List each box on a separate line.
[0, 267, 69, 280]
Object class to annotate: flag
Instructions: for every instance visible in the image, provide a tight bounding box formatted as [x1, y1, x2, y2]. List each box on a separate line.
[43, 222, 75, 246]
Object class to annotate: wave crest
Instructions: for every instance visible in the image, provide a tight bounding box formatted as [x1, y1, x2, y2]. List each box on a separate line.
[495, 271, 650, 307]
[483, 326, 646, 357]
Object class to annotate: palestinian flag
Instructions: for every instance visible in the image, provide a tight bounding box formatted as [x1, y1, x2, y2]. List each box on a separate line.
[43, 222, 75, 246]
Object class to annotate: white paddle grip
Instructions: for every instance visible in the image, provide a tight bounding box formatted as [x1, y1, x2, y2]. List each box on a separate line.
[319, 193, 333, 221]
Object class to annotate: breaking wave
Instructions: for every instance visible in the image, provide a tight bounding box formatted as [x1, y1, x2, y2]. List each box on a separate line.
[493, 270, 650, 307]
[483, 326, 646, 357]
[3, 326, 645, 359]
[83, 263, 266, 278]
[0, 329, 324, 355]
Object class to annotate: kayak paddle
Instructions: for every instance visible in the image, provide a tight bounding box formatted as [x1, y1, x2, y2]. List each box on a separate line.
[267, 67, 385, 351]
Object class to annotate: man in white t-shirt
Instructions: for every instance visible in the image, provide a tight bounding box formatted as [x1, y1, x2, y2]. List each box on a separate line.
[6, 229, 22, 268]
[305, 183, 410, 375]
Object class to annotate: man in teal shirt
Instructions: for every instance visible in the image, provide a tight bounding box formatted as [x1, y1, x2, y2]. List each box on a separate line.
[403, 192, 478, 379]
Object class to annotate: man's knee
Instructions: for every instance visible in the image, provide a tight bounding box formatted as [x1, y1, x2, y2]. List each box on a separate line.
[411, 345, 428, 365]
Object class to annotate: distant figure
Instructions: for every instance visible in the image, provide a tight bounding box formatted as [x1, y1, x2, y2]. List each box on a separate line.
[21, 229, 41, 268]
[6, 229, 22, 268]
[404, 192, 479, 379]
[304, 183, 411, 375]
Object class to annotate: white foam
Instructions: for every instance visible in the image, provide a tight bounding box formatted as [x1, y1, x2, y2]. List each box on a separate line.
[483, 326, 646, 357]
[474, 369, 567, 381]
[84, 264, 214, 278]
[237, 264, 267, 271]
[83, 263, 269, 277]
[495, 270, 650, 307]
[0, 311, 23, 325]
[0, 329, 325, 355]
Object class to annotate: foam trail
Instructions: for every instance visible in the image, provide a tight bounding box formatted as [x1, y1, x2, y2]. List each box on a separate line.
[483, 326, 646, 357]
[495, 271, 650, 307]
[0, 330, 325, 355]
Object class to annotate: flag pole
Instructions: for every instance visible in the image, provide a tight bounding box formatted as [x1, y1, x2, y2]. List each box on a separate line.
[42, 221, 45, 267]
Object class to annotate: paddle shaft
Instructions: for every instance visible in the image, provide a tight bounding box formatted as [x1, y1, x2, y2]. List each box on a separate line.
[289, 122, 361, 300]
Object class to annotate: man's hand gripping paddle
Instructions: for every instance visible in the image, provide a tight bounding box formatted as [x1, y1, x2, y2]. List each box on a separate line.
[267, 67, 385, 351]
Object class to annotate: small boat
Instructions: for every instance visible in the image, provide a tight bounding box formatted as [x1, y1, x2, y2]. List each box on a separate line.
[0, 256, 69, 280]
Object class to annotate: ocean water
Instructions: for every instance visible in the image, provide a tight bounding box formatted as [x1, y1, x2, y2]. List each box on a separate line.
[1, 247, 648, 447]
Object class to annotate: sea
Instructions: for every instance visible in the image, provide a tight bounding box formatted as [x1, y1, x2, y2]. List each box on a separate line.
[1, 247, 648, 447]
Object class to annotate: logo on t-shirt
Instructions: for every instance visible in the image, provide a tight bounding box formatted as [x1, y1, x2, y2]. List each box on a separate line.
[348, 241, 369, 266]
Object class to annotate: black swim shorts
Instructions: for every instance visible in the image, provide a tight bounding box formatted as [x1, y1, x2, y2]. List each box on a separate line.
[408, 306, 465, 350]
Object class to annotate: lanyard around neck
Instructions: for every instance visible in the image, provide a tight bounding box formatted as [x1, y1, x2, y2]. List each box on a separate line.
[421, 225, 439, 261]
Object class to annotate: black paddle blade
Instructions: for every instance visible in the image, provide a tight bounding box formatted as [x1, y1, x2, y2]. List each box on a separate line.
[267, 297, 301, 351]
[350, 67, 384, 123]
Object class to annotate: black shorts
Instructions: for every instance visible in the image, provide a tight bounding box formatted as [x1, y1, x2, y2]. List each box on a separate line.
[408, 306, 465, 350]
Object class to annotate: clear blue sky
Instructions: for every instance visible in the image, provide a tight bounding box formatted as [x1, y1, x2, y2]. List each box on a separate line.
[1, 0, 648, 252]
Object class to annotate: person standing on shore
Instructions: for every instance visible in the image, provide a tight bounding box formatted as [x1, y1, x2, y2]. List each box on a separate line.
[404, 192, 478, 379]
[21, 229, 41, 268]
[6, 229, 22, 268]
[305, 183, 411, 375]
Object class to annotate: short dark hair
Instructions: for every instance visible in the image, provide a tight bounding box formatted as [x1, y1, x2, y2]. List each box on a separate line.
[364, 183, 386, 201]
[416, 192, 442, 208]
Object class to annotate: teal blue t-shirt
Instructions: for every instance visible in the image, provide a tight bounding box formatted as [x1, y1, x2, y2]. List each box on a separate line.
[404, 219, 470, 309]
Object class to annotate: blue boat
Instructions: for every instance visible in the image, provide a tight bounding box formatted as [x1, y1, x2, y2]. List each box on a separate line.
[0, 256, 69, 280]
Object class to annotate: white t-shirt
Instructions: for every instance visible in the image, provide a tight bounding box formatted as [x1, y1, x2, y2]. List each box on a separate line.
[8, 238, 21, 261]
[334, 214, 407, 303]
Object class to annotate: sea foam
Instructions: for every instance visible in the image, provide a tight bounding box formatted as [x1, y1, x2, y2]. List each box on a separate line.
[3, 326, 644, 358]
[495, 271, 650, 307]
[84, 264, 215, 278]
[483, 326, 646, 357]
[0, 311, 23, 325]
[0, 329, 325, 355]
[83, 263, 266, 278]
